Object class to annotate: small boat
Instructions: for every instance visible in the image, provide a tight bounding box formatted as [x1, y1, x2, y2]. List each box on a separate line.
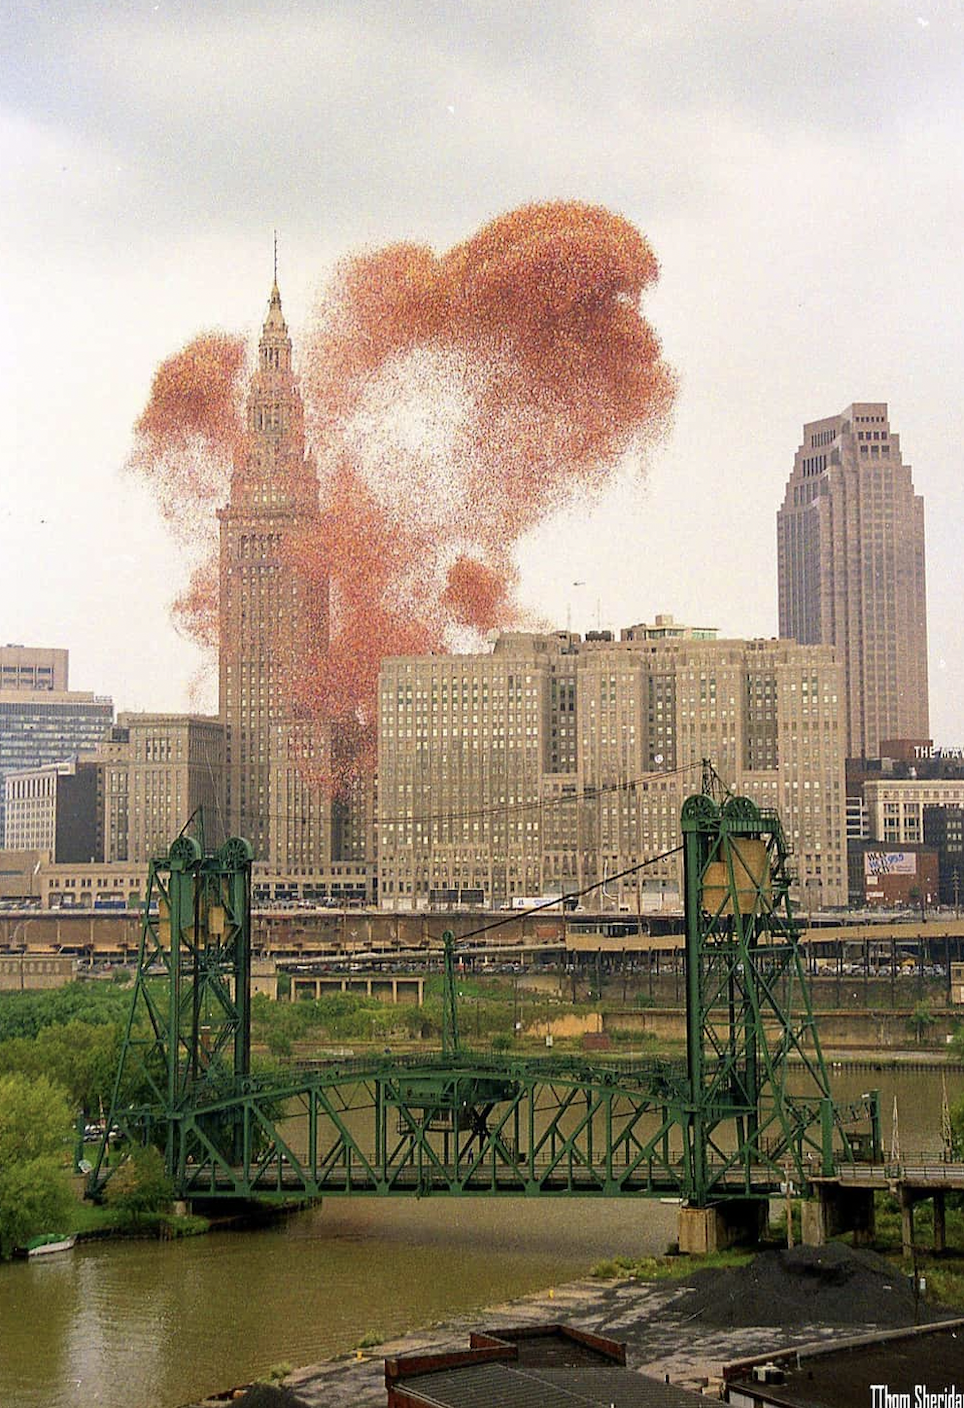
[15, 1233, 76, 1258]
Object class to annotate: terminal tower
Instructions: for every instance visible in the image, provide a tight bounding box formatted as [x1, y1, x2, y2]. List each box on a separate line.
[218, 273, 334, 871]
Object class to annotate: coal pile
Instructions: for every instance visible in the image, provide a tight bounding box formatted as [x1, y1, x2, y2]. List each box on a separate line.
[230, 1386, 310, 1408]
[667, 1243, 941, 1329]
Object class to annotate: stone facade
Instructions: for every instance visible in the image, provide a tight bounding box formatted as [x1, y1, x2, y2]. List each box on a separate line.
[378, 628, 847, 910]
[217, 278, 333, 872]
[777, 402, 928, 758]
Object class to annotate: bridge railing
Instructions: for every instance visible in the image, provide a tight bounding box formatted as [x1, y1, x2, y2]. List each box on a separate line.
[833, 1150, 962, 1184]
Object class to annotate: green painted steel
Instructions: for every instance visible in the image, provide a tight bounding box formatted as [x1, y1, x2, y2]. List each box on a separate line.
[679, 780, 879, 1203]
[86, 790, 879, 1206]
[87, 828, 254, 1195]
[441, 930, 460, 1059]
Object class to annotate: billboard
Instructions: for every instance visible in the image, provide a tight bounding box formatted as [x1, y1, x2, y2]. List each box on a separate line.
[864, 851, 917, 877]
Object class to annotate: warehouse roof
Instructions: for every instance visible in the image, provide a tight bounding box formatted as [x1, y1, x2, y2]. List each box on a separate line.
[385, 1324, 704, 1407]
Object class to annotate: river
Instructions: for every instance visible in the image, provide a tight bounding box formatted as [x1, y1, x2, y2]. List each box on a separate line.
[0, 1067, 958, 1408]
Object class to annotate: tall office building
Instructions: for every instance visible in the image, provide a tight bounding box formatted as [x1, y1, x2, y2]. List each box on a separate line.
[110, 713, 224, 863]
[3, 759, 98, 860]
[378, 626, 847, 909]
[218, 275, 332, 869]
[0, 683, 113, 845]
[777, 402, 928, 758]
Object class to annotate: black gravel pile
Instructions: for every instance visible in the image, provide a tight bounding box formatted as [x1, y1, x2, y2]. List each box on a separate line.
[668, 1243, 934, 1329]
[231, 1386, 311, 1408]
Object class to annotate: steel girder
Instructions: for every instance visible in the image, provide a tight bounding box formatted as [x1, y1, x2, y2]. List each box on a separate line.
[87, 794, 880, 1208]
[140, 1054, 701, 1200]
[87, 831, 254, 1196]
[680, 789, 880, 1205]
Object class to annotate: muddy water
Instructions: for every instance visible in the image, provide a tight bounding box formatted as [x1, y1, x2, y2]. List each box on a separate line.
[0, 1068, 955, 1408]
[0, 1197, 678, 1408]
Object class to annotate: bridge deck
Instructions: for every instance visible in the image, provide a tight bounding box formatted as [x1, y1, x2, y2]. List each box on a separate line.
[821, 1158, 964, 1191]
[179, 1161, 797, 1200]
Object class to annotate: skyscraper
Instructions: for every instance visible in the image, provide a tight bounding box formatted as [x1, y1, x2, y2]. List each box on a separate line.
[777, 402, 928, 758]
[218, 275, 332, 868]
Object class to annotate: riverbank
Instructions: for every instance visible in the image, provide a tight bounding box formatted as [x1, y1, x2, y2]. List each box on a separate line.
[190, 1241, 959, 1407]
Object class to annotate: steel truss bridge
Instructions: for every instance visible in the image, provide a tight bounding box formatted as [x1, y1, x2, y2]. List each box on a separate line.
[87, 783, 881, 1209]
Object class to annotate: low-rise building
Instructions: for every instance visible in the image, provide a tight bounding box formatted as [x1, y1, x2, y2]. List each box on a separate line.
[846, 841, 939, 908]
[4, 759, 99, 861]
[0, 954, 77, 991]
[385, 1324, 703, 1407]
[724, 1319, 964, 1407]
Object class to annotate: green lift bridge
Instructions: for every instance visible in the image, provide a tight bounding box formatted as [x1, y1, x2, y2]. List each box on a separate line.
[87, 788, 880, 1213]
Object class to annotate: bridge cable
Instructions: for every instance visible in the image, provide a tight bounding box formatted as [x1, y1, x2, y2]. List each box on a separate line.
[453, 843, 685, 945]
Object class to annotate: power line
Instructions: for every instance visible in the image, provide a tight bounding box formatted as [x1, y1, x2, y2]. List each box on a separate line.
[215, 759, 701, 838]
[455, 843, 685, 944]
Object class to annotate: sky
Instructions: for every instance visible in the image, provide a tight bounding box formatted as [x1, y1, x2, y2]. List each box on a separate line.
[2, 1, 963, 737]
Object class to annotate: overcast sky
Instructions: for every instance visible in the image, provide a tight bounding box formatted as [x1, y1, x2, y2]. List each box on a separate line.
[2, 1, 962, 739]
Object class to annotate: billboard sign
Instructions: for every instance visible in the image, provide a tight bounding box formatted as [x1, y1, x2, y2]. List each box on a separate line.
[864, 851, 917, 877]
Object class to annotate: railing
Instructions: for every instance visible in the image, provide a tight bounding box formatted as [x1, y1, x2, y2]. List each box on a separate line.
[833, 1150, 963, 1185]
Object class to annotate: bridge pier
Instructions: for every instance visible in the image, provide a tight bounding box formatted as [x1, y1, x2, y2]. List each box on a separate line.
[678, 1200, 767, 1255]
[899, 1186, 947, 1257]
[801, 1185, 875, 1247]
[934, 1191, 946, 1253]
[901, 1187, 916, 1258]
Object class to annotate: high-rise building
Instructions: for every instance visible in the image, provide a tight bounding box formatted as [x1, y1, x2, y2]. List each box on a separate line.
[377, 626, 847, 910]
[112, 713, 224, 863]
[777, 402, 928, 758]
[924, 805, 964, 906]
[0, 644, 68, 693]
[218, 275, 332, 870]
[0, 686, 113, 844]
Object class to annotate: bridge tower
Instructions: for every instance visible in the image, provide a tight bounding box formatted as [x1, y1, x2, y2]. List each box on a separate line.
[677, 779, 876, 1248]
[88, 829, 253, 1193]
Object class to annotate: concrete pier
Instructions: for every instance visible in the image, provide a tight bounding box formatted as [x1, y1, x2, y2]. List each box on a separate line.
[801, 1185, 876, 1247]
[678, 1200, 767, 1255]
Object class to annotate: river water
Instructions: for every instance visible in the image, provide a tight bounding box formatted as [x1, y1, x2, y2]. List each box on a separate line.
[0, 1067, 958, 1408]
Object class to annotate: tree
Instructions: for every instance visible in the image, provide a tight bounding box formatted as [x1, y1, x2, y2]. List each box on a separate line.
[0, 1157, 74, 1259]
[908, 999, 937, 1046]
[0, 981, 132, 1042]
[0, 1071, 72, 1167]
[0, 1072, 74, 1258]
[951, 1093, 964, 1160]
[105, 1144, 173, 1225]
[0, 1021, 122, 1117]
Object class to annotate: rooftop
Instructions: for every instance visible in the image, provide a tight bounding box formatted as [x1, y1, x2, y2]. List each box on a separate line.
[724, 1319, 964, 1407]
[385, 1324, 704, 1407]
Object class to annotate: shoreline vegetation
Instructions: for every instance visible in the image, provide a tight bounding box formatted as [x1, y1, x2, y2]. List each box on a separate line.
[2, 975, 964, 1260]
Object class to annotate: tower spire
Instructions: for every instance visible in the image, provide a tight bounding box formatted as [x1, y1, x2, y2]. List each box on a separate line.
[273, 228, 278, 287]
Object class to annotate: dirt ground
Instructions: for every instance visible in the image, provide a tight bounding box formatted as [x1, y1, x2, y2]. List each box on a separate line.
[191, 1243, 952, 1407]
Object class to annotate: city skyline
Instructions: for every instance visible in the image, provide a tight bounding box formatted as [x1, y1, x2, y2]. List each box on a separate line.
[3, 4, 963, 740]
